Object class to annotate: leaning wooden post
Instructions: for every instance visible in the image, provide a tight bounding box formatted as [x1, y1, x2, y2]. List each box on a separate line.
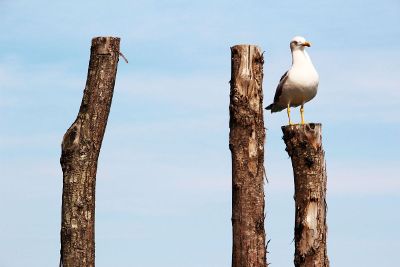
[229, 45, 267, 267]
[282, 123, 329, 267]
[60, 37, 120, 267]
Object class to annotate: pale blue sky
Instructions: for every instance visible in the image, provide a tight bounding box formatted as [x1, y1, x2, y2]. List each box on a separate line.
[1, 0, 399, 266]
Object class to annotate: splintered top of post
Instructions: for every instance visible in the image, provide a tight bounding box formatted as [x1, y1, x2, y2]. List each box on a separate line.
[91, 37, 120, 55]
[230, 44, 264, 113]
[281, 123, 322, 131]
[230, 45, 264, 74]
[92, 36, 120, 42]
[282, 123, 322, 152]
[231, 44, 262, 53]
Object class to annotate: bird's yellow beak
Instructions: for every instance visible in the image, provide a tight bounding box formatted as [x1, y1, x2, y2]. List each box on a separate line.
[303, 41, 311, 47]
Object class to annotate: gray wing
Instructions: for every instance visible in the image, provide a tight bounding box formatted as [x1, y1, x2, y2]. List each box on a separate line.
[273, 71, 289, 103]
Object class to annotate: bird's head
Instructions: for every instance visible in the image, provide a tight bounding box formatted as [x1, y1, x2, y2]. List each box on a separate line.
[290, 36, 311, 51]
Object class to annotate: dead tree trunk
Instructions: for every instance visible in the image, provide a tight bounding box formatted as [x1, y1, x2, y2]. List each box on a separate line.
[60, 37, 120, 267]
[282, 123, 329, 267]
[229, 45, 267, 267]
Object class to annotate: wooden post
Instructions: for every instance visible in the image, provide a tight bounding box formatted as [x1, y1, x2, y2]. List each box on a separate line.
[60, 37, 120, 267]
[229, 45, 267, 267]
[282, 123, 329, 267]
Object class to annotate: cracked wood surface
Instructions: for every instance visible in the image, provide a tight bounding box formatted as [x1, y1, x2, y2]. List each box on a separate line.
[229, 45, 267, 267]
[60, 37, 120, 267]
[282, 123, 329, 267]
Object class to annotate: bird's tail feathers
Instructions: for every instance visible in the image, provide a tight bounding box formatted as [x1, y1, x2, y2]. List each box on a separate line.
[265, 103, 285, 113]
[265, 104, 274, 110]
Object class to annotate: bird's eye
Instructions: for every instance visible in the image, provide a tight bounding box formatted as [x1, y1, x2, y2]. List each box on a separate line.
[292, 41, 298, 45]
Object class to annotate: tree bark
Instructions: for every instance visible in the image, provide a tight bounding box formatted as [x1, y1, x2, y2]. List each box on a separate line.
[60, 37, 120, 267]
[282, 123, 329, 267]
[229, 45, 267, 267]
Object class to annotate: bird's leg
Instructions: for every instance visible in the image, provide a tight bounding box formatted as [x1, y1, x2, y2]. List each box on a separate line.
[300, 104, 305, 125]
[287, 103, 293, 125]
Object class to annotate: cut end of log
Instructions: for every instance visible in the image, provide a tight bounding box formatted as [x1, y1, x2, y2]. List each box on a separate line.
[92, 36, 121, 42]
[91, 36, 120, 55]
[230, 44, 264, 115]
[282, 123, 322, 153]
[281, 122, 321, 130]
[231, 44, 262, 52]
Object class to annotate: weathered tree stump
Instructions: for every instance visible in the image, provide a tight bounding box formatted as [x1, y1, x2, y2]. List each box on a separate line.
[282, 123, 329, 267]
[229, 45, 267, 267]
[60, 37, 120, 267]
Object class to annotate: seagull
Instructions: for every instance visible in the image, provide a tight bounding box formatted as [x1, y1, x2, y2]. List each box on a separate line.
[266, 36, 319, 125]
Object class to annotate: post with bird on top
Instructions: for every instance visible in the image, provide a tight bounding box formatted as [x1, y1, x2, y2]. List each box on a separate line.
[229, 44, 268, 267]
[266, 36, 329, 267]
[59, 37, 121, 267]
